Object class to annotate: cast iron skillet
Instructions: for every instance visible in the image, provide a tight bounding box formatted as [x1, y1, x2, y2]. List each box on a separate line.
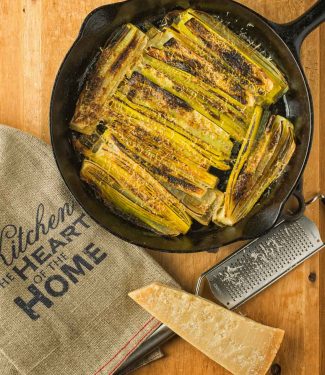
[50, 0, 325, 252]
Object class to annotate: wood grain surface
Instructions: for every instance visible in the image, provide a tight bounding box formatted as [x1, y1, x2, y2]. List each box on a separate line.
[0, 1, 324, 374]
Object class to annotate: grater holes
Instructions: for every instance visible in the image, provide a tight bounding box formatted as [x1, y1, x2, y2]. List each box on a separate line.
[208, 217, 322, 306]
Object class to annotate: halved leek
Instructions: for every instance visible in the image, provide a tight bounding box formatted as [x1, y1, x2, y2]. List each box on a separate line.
[80, 145, 192, 236]
[116, 72, 233, 169]
[172, 9, 288, 105]
[97, 98, 218, 198]
[214, 115, 295, 225]
[146, 27, 255, 108]
[224, 105, 263, 215]
[139, 55, 247, 141]
[70, 24, 148, 134]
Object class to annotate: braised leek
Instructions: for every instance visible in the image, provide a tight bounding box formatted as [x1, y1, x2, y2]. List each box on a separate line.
[100, 98, 218, 198]
[116, 72, 233, 169]
[70, 9, 295, 235]
[80, 143, 191, 236]
[70, 24, 148, 134]
[172, 9, 288, 105]
[214, 115, 295, 225]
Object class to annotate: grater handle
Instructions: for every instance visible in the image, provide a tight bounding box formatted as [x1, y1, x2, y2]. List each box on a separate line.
[114, 324, 176, 374]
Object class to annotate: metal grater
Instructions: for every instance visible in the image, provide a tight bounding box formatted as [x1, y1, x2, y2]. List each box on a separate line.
[196, 212, 324, 310]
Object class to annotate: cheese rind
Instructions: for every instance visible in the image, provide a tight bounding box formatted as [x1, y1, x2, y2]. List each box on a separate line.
[129, 283, 284, 375]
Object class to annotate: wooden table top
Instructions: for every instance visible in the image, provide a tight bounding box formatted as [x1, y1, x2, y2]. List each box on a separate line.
[0, 1, 324, 374]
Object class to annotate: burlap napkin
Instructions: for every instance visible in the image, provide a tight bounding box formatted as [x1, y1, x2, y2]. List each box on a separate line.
[0, 125, 176, 375]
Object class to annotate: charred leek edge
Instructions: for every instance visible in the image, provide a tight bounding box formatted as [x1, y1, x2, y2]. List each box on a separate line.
[77, 131, 215, 216]
[225, 106, 263, 214]
[172, 29, 260, 105]
[104, 126, 209, 198]
[231, 117, 295, 221]
[136, 59, 246, 142]
[243, 115, 283, 178]
[80, 152, 191, 236]
[76, 129, 212, 201]
[99, 103, 218, 197]
[143, 54, 250, 127]
[146, 28, 255, 110]
[220, 116, 295, 225]
[115, 89, 232, 170]
[116, 75, 233, 169]
[165, 26, 261, 104]
[70, 24, 148, 135]
[118, 72, 233, 148]
[187, 10, 288, 98]
[232, 134, 295, 222]
[109, 94, 215, 169]
[172, 10, 288, 104]
[106, 97, 219, 178]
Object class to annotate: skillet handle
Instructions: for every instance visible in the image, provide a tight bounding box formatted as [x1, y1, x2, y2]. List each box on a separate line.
[271, 0, 325, 59]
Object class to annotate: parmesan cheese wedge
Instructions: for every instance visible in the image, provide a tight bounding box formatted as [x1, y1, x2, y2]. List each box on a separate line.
[129, 282, 284, 375]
